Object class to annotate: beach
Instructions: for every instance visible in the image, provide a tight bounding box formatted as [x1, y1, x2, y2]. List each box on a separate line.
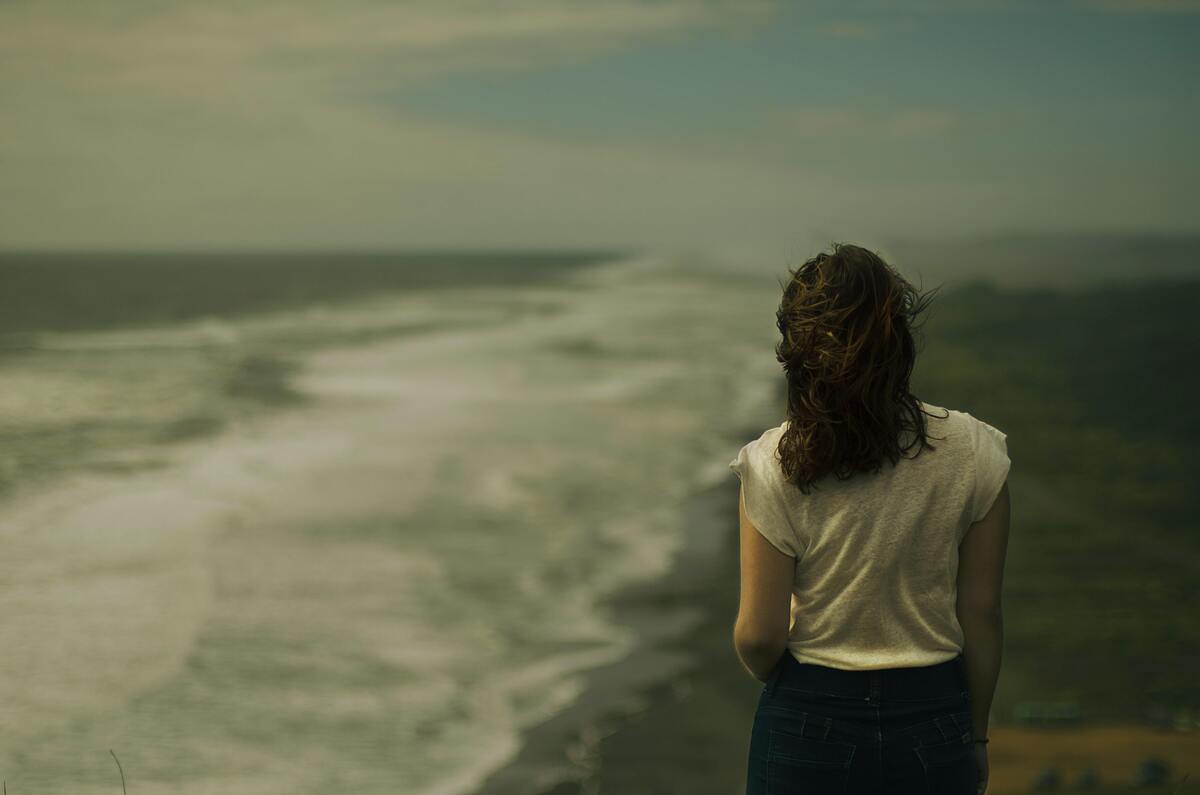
[0, 251, 789, 794]
[5, 248, 1199, 794]
[472, 468, 765, 795]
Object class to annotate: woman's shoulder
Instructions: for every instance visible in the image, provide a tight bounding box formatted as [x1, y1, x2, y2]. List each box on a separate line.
[734, 423, 784, 460]
[730, 422, 788, 478]
[920, 400, 971, 426]
[924, 402, 1007, 453]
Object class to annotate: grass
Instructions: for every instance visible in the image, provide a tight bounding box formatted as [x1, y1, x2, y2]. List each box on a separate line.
[913, 277, 1200, 724]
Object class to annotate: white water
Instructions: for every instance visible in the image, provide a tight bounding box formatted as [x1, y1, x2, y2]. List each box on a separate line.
[0, 253, 785, 794]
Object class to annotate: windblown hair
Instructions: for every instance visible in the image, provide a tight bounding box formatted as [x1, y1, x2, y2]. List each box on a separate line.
[774, 242, 946, 494]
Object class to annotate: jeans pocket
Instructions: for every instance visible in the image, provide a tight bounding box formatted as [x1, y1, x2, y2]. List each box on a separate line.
[767, 725, 856, 795]
[903, 710, 975, 795]
[901, 709, 972, 743]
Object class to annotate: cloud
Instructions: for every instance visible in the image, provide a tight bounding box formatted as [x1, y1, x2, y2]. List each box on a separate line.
[0, 0, 830, 250]
[0, 0, 778, 93]
[3, 90, 959, 251]
[776, 107, 966, 139]
[812, 16, 920, 39]
[0, 0, 781, 245]
[0, 1, 781, 157]
[883, 109, 963, 137]
[0, 0, 1192, 250]
[814, 20, 884, 39]
[1073, 0, 1200, 11]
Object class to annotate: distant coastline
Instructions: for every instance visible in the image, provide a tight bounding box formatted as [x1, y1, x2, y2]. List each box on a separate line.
[0, 249, 629, 338]
[876, 230, 1200, 292]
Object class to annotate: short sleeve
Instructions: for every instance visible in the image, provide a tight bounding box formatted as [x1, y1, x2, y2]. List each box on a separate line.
[729, 438, 802, 558]
[970, 417, 1011, 523]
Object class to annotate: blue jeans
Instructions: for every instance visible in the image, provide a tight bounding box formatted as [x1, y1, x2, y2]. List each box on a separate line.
[746, 650, 978, 794]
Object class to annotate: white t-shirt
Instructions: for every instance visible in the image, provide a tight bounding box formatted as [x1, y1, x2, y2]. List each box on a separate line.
[728, 401, 1011, 670]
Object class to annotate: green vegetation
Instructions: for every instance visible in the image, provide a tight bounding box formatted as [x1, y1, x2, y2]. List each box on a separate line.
[913, 276, 1200, 724]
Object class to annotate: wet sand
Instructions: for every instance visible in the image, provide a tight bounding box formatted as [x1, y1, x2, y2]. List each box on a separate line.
[472, 475, 763, 795]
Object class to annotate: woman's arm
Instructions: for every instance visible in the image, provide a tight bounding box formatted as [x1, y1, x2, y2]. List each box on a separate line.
[733, 485, 795, 682]
[956, 479, 1011, 738]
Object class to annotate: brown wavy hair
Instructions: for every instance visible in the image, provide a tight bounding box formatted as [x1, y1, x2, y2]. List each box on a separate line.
[774, 242, 947, 494]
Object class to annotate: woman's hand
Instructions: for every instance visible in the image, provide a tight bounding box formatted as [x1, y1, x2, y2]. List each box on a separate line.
[974, 743, 989, 795]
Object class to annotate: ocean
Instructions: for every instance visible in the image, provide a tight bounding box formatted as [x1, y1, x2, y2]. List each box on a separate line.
[0, 251, 787, 794]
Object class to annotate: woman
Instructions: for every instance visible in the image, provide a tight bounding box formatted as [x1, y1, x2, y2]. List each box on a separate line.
[730, 243, 1010, 795]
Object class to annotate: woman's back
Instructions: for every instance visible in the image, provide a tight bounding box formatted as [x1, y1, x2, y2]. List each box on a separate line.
[730, 400, 1011, 671]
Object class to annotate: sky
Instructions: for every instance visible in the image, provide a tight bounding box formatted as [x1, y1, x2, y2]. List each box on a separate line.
[1, 0, 1197, 254]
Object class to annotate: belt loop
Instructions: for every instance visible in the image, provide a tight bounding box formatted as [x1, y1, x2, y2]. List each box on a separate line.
[867, 669, 882, 704]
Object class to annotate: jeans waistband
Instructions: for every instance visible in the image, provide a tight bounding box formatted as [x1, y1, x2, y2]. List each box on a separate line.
[770, 652, 967, 702]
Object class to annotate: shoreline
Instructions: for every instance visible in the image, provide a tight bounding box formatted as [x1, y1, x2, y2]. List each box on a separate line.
[470, 464, 764, 795]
